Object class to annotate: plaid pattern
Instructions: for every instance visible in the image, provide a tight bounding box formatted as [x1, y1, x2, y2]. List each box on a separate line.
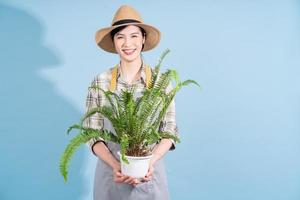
[83, 63, 179, 156]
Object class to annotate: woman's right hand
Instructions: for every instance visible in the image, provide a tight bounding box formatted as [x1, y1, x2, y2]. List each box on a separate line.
[112, 165, 138, 185]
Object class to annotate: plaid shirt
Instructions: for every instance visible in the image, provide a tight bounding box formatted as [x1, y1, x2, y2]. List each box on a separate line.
[83, 62, 179, 156]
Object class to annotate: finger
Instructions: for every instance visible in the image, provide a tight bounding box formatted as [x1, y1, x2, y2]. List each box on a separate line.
[130, 178, 137, 184]
[149, 166, 154, 173]
[127, 178, 136, 184]
[123, 176, 133, 184]
[130, 177, 142, 185]
[140, 177, 148, 182]
[115, 174, 123, 179]
[114, 177, 123, 183]
[132, 179, 141, 186]
[146, 167, 154, 177]
[116, 174, 128, 183]
[115, 171, 123, 177]
[115, 173, 126, 181]
[125, 177, 134, 184]
[142, 176, 151, 182]
[145, 172, 153, 180]
[129, 178, 137, 184]
[145, 171, 152, 178]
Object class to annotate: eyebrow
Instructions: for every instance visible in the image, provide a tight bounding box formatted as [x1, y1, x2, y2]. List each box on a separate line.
[116, 32, 140, 36]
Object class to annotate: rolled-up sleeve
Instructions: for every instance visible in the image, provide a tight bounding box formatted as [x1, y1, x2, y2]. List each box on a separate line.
[82, 78, 105, 156]
[158, 81, 180, 151]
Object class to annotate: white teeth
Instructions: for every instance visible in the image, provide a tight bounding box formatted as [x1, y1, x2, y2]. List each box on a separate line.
[123, 49, 135, 54]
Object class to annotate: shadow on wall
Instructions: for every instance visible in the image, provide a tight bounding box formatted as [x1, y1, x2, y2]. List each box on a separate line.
[0, 3, 84, 200]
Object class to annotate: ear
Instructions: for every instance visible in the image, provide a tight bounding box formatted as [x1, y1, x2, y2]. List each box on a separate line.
[142, 36, 146, 44]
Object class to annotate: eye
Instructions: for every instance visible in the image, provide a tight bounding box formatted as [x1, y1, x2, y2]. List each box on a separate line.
[132, 35, 138, 38]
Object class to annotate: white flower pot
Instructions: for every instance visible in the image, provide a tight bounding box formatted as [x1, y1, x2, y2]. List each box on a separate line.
[117, 151, 153, 178]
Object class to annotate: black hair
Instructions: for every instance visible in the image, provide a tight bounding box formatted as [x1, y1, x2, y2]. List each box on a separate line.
[110, 25, 146, 50]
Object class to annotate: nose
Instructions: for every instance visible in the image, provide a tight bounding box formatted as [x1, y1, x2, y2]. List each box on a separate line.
[123, 36, 132, 47]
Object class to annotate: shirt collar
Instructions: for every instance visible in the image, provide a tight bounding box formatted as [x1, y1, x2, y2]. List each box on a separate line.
[116, 61, 147, 83]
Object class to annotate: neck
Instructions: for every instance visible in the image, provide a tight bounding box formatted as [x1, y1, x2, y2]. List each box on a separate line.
[120, 57, 143, 74]
[119, 57, 143, 84]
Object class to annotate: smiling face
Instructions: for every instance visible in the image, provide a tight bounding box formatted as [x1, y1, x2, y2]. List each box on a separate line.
[113, 25, 146, 63]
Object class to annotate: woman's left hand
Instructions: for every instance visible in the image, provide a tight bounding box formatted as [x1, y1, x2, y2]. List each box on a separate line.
[132, 164, 154, 187]
[143, 164, 154, 181]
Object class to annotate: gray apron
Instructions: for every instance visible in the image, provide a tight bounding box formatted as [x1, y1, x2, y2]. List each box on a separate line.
[93, 88, 171, 200]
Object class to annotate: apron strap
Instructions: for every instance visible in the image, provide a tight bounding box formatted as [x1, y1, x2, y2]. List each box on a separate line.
[145, 64, 152, 89]
[109, 64, 152, 92]
[108, 64, 119, 92]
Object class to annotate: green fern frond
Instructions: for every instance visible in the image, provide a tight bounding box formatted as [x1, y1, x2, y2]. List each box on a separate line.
[59, 130, 100, 182]
[60, 128, 118, 182]
[67, 124, 82, 135]
[89, 85, 121, 118]
[169, 69, 180, 86]
[180, 79, 202, 90]
[149, 48, 171, 88]
[160, 131, 181, 143]
[80, 106, 116, 128]
[157, 48, 170, 67]
[120, 134, 129, 164]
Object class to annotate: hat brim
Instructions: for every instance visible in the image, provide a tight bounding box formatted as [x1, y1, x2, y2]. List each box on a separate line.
[95, 22, 161, 53]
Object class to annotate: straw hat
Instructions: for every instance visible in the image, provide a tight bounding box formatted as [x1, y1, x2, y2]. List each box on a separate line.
[95, 5, 161, 53]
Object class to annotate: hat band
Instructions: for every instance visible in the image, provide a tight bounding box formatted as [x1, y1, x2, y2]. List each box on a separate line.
[112, 19, 141, 26]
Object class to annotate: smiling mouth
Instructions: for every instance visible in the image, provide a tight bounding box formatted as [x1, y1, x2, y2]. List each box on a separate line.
[122, 49, 136, 55]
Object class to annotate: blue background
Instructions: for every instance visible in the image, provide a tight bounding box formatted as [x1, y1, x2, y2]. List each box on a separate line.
[1, 0, 299, 199]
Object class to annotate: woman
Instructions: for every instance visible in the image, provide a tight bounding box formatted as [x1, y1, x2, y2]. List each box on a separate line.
[84, 5, 179, 200]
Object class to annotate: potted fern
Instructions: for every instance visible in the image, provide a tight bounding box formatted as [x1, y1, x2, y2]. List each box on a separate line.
[59, 49, 201, 181]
